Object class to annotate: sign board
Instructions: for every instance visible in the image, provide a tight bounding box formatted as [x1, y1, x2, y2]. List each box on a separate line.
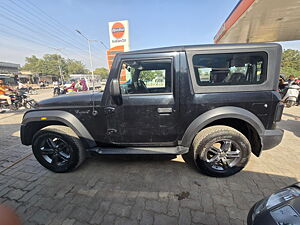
[108, 20, 130, 51]
[106, 45, 124, 69]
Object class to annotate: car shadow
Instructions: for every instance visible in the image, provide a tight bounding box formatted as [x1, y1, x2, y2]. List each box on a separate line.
[283, 112, 300, 120]
[278, 113, 300, 137]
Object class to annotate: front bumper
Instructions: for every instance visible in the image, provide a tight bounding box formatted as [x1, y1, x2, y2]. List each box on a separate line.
[261, 128, 284, 150]
[20, 123, 31, 145]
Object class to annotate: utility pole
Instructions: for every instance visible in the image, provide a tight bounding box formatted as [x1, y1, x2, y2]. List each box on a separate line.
[52, 47, 64, 82]
[75, 30, 96, 92]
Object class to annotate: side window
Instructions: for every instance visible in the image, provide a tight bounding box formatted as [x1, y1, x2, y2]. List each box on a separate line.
[192, 52, 267, 86]
[119, 59, 172, 94]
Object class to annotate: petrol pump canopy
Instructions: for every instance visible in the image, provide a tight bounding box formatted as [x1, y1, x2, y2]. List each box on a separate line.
[214, 0, 300, 44]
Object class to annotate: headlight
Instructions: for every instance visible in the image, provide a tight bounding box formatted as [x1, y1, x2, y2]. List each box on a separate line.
[253, 186, 300, 218]
[270, 205, 300, 224]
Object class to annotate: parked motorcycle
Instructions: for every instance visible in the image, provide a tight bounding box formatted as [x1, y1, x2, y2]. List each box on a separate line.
[19, 87, 38, 95]
[0, 91, 37, 112]
[19, 92, 37, 109]
[53, 87, 75, 96]
[53, 86, 65, 96]
[281, 83, 300, 107]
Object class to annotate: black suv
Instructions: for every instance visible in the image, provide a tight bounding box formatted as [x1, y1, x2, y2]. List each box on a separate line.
[21, 43, 284, 177]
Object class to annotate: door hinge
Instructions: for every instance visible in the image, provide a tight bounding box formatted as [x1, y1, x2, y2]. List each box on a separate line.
[104, 106, 115, 115]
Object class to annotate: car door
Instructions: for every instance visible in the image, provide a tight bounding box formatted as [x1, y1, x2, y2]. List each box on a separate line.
[105, 53, 179, 146]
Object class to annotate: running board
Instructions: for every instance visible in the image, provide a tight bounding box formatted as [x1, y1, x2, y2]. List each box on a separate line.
[88, 146, 189, 155]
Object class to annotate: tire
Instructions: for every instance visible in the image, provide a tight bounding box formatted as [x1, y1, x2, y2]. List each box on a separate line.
[285, 100, 295, 108]
[25, 99, 37, 109]
[32, 126, 86, 173]
[0, 104, 5, 113]
[183, 125, 251, 177]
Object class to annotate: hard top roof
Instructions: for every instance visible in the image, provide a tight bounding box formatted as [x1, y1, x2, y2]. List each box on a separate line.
[119, 43, 281, 55]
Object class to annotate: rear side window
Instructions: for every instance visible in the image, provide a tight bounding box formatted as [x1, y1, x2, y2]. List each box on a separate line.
[192, 52, 267, 86]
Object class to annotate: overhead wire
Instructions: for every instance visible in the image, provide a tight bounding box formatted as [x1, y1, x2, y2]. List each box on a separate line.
[2, 1, 93, 56]
[18, 0, 107, 54]
[1, 0, 107, 68]
[0, 23, 94, 68]
[0, 12, 79, 58]
[18, 0, 93, 50]
[0, 33, 47, 57]
[8, 0, 82, 45]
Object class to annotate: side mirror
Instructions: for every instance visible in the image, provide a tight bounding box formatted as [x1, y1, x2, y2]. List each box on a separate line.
[110, 79, 121, 97]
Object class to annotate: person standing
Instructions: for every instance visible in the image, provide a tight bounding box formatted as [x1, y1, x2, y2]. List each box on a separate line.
[53, 80, 60, 96]
[80, 79, 88, 91]
[287, 75, 296, 85]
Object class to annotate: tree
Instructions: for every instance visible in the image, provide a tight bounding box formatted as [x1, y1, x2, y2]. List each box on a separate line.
[93, 67, 109, 79]
[67, 59, 89, 74]
[22, 54, 89, 79]
[140, 70, 163, 81]
[40, 54, 67, 76]
[281, 49, 300, 77]
[22, 55, 42, 73]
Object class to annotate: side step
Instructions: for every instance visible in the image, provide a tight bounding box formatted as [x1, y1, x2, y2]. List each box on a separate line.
[88, 146, 188, 155]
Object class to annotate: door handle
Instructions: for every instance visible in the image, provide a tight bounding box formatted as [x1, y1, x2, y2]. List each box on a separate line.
[157, 108, 173, 114]
[104, 106, 115, 115]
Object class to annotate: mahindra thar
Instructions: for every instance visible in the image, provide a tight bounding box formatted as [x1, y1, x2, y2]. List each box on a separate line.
[21, 43, 284, 177]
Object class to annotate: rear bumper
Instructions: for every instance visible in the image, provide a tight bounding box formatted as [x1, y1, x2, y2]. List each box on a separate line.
[261, 129, 284, 150]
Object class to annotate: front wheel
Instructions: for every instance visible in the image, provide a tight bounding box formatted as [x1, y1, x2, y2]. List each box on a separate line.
[183, 125, 251, 177]
[32, 126, 86, 173]
[25, 99, 37, 108]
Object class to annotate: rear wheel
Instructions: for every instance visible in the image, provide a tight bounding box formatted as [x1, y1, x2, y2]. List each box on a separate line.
[32, 126, 86, 173]
[285, 100, 295, 108]
[183, 125, 251, 177]
[0, 104, 5, 113]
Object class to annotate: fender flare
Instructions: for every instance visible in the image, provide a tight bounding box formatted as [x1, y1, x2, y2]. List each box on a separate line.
[21, 110, 96, 148]
[180, 106, 265, 147]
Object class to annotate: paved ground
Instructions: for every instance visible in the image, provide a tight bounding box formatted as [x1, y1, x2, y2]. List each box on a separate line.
[0, 89, 299, 225]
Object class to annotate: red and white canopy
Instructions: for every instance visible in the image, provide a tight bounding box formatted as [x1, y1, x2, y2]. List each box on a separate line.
[214, 0, 300, 43]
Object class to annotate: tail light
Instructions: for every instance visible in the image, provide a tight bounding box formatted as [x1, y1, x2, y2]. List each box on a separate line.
[274, 103, 284, 122]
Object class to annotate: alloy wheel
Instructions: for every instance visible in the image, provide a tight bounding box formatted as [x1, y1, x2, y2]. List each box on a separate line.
[202, 139, 242, 171]
[40, 136, 71, 166]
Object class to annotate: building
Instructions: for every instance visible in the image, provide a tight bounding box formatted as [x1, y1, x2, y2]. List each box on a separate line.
[0, 62, 20, 74]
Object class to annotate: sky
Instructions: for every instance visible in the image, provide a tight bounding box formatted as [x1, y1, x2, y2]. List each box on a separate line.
[0, 0, 299, 69]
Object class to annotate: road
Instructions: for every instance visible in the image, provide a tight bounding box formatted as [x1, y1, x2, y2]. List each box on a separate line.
[0, 89, 299, 225]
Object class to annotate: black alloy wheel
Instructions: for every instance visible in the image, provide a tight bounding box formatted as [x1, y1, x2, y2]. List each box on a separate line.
[32, 126, 85, 172]
[40, 136, 71, 167]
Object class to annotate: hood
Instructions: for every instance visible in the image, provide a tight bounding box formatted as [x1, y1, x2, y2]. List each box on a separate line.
[37, 92, 103, 108]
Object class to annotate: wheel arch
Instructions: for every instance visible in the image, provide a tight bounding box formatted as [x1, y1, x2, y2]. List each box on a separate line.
[180, 106, 265, 157]
[21, 110, 96, 148]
